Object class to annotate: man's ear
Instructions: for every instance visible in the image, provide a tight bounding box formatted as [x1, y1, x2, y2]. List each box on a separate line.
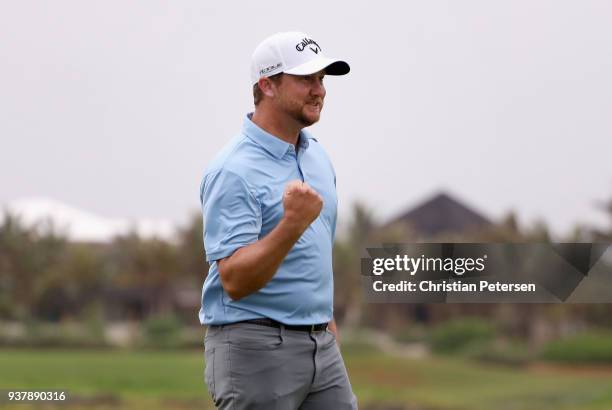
[258, 77, 275, 99]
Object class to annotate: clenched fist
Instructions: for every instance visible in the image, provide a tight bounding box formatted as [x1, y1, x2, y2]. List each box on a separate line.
[282, 180, 323, 233]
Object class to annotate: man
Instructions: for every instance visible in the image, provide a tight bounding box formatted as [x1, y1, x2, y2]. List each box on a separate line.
[199, 31, 357, 409]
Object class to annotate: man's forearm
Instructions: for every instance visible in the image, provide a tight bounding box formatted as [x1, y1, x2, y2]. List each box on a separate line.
[217, 180, 323, 301]
[217, 217, 305, 300]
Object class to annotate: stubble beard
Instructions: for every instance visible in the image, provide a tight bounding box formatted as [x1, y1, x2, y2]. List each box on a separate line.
[283, 98, 323, 128]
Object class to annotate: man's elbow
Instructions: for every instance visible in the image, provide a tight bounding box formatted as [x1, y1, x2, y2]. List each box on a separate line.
[218, 261, 246, 301]
[222, 281, 246, 301]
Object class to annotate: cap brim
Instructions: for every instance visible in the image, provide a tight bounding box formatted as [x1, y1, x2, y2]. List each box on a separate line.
[283, 57, 350, 77]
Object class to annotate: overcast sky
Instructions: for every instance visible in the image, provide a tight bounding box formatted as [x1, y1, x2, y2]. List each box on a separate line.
[1, 0, 611, 236]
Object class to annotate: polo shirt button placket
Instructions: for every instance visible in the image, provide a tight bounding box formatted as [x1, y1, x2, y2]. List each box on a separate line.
[289, 146, 305, 182]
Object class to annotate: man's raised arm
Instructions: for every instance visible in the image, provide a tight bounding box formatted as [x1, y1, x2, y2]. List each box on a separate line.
[217, 180, 322, 300]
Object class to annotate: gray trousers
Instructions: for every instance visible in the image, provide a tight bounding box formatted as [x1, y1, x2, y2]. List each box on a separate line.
[204, 322, 358, 409]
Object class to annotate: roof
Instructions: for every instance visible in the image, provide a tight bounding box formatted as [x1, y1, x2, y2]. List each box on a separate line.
[385, 192, 492, 236]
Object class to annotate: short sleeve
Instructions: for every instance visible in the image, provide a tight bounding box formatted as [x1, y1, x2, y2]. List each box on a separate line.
[201, 169, 262, 262]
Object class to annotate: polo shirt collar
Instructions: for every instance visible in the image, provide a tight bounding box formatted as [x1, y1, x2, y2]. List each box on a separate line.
[243, 113, 312, 159]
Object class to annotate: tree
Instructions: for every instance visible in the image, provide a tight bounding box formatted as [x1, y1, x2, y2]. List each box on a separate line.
[0, 212, 66, 320]
[107, 232, 180, 315]
[333, 202, 377, 329]
[176, 211, 208, 281]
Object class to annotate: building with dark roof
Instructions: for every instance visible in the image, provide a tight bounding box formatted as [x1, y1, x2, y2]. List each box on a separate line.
[382, 191, 492, 238]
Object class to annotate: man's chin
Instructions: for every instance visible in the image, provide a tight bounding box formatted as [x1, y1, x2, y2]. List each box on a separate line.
[298, 112, 321, 127]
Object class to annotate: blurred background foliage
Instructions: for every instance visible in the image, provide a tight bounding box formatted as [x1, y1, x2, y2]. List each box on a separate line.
[1, 195, 612, 409]
[0, 193, 611, 358]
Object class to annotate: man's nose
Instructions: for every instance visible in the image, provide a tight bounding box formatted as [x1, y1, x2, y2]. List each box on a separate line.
[311, 80, 326, 98]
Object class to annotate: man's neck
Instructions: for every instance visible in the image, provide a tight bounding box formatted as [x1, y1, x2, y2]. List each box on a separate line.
[251, 109, 301, 148]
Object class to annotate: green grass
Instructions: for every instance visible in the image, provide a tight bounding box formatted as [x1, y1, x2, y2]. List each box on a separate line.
[347, 350, 612, 410]
[1, 348, 611, 409]
[0, 349, 211, 409]
[541, 332, 612, 364]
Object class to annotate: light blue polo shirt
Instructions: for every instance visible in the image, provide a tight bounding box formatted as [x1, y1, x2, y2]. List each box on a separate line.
[199, 113, 337, 325]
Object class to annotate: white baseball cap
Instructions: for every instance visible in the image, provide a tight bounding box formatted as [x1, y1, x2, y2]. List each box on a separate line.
[250, 31, 350, 85]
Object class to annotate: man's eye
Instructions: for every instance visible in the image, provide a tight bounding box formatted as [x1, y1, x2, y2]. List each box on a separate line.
[302, 75, 324, 84]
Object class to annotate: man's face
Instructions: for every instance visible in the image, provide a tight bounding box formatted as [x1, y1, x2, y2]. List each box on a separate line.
[271, 71, 326, 127]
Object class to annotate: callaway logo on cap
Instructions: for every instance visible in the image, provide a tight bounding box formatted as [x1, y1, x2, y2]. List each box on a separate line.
[250, 31, 350, 85]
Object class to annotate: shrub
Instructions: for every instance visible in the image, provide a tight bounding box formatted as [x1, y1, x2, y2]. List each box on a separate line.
[392, 324, 427, 344]
[429, 317, 495, 355]
[143, 314, 182, 349]
[465, 340, 533, 367]
[540, 332, 612, 364]
[0, 321, 109, 348]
